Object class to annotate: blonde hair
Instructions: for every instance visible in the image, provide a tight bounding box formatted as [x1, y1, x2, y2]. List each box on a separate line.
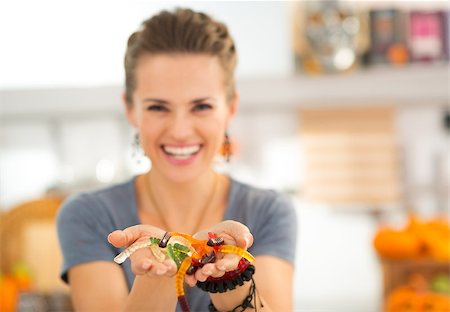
[124, 8, 237, 105]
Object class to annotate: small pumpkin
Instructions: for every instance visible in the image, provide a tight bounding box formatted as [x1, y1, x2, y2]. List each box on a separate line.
[0, 275, 18, 312]
[422, 292, 450, 311]
[373, 227, 422, 260]
[385, 286, 421, 311]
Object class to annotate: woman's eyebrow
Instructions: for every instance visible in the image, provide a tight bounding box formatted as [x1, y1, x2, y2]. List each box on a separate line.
[143, 98, 169, 104]
[142, 97, 216, 105]
[191, 97, 216, 104]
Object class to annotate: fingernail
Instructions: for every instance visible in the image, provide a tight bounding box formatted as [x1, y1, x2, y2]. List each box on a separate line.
[203, 270, 211, 275]
[218, 265, 226, 271]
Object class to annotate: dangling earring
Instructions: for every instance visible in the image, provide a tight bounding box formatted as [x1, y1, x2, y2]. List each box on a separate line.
[223, 132, 232, 163]
[131, 132, 143, 164]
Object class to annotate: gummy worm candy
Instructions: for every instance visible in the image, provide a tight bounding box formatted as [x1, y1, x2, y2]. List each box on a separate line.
[113, 231, 255, 312]
[113, 240, 152, 264]
[217, 245, 255, 263]
[176, 257, 192, 312]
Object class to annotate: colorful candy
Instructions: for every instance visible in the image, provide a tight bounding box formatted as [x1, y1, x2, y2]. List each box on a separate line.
[113, 231, 255, 312]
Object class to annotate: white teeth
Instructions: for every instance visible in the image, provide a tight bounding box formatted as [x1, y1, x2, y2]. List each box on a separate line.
[163, 145, 200, 159]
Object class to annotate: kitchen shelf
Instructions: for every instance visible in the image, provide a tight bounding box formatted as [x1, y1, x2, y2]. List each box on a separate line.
[1, 63, 448, 120]
[238, 63, 449, 110]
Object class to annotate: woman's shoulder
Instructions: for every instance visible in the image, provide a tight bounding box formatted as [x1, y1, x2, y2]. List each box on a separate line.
[227, 177, 298, 264]
[57, 177, 136, 220]
[228, 177, 294, 214]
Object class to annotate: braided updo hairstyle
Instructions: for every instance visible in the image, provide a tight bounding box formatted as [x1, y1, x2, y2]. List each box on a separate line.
[124, 8, 237, 106]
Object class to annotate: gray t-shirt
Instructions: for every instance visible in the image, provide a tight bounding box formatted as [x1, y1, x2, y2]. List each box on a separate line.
[57, 176, 297, 311]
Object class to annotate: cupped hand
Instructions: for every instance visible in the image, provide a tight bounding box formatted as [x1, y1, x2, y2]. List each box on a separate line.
[108, 225, 178, 278]
[185, 220, 254, 287]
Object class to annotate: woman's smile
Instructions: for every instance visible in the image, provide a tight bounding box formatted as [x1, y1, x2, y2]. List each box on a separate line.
[161, 144, 202, 165]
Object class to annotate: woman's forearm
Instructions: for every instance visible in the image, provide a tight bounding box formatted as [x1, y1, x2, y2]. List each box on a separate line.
[209, 280, 270, 312]
[124, 275, 177, 311]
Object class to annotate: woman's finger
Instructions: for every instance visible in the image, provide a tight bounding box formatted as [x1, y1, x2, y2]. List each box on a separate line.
[185, 274, 197, 287]
[108, 225, 165, 248]
[214, 252, 241, 272]
[216, 220, 253, 249]
[131, 259, 153, 275]
[129, 247, 155, 275]
[142, 258, 177, 277]
[198, 262, 225, 279]
[145, 262, 165, 277]
[193, 220, 254, 249]
[195, 263, 215, 282]
[132, 258, 153, 275]
[162, 259, 178, 277]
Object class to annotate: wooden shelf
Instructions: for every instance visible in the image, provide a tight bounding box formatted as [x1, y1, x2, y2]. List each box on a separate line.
[1, 64, 448, 120]
[238, 63, 450, 110]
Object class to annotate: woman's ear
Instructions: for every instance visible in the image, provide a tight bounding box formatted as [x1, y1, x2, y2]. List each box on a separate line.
[228, 92, 240, 119]
[122, 92, 138, 128]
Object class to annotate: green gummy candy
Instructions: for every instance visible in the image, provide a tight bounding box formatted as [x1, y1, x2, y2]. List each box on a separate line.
[173, 243, 190, 253]
[150, 237, 161, 244]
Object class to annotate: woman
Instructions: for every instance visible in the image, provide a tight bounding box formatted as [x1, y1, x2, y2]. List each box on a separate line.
[57, 8, 297, 311]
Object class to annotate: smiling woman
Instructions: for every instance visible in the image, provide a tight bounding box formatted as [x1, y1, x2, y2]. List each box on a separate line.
[56, 8, 297, 312]
[126, 53, 236, 183]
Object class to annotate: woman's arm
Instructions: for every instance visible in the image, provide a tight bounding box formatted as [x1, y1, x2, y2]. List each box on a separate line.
[124, 275, 177, 311]
[195, 255, 293, 312]
[68, 262, 128, 312]
[253, 255, 294, 311]
[67, 224, 180, 311]
[187, 221, 295, 311]
[70, 220, 293, 311]
[68, 262, 178, 312]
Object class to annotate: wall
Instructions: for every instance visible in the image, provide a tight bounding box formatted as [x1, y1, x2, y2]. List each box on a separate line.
[0, 1, 449, 311]
[0, 1, 294, 89]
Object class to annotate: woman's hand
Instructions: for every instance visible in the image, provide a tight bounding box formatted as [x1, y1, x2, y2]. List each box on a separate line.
[108, 225, 178, 278]
[185, 220, 254, 287]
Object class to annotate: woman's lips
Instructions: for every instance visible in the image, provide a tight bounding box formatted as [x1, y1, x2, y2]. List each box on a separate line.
[161, 144, 202, 165]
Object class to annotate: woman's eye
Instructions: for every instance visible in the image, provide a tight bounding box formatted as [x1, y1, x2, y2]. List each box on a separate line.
[147, 105, 168, 112]
[193, 103, 212, 111]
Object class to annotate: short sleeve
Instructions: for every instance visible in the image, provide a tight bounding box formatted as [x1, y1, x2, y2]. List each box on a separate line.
[249, 194, 298, 265]
[56, 193, 117, 283]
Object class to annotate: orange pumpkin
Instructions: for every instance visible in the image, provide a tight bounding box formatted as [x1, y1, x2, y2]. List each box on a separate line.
[386, 287, 450, 312]
[0, 276, 18, 312]
[386, 272, 450, 312]
[427, 239, 450, 262]
[407, 215, 450, 261]
[406, 220, 427, 258]
[423, 220, 450, 261]
[374, 227, 422, 260]
[377, 214, 450, 261]
[426, 218, 450, 238]
[422, 292, 450, 311]
[385, 286, 422, 311]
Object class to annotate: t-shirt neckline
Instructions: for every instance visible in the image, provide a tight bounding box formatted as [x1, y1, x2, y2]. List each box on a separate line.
[128, 175, 236, 228]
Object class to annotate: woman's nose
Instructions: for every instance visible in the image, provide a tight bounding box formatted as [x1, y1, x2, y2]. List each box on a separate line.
[167, 113, 194, 140]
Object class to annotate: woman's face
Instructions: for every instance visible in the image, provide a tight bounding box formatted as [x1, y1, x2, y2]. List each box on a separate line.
[126, 53, 238, 182]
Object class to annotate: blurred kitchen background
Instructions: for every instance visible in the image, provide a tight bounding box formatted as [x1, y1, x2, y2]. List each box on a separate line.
[1, 1, 449, 311]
